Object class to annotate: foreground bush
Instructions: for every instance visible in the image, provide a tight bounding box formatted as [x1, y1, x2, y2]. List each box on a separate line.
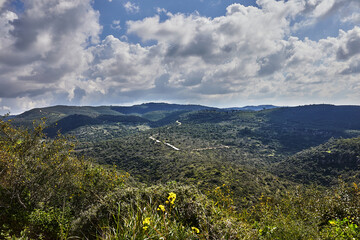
[77, 182, 254, 239]
[242, 182, 360, 239]
[0, 119, 128, 239]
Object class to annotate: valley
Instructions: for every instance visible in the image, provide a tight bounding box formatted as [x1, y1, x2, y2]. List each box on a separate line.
[2, 103, 360, 239]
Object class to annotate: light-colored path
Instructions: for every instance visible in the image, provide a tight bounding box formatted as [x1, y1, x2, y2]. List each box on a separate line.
[149, 136, 161, 143]
[149, 136, 180, 151]
[192, 145, 229, 151]
[164, 142, 180, 151]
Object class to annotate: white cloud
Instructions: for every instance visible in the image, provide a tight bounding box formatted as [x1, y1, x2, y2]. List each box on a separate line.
[0, 0, 101, 113]
[156, 7, 167, 14]
[312, 0, 335, 18]
[122, 1, 360, 104]
[342, 12, 360, 24]
[124, 2, 139, 13]
[1, 105, 10, 111]
[0, 0, 6, 10]
[1, 0, 360, 114]
[336, 27, 360, 61]
[0, 0, 9, 12]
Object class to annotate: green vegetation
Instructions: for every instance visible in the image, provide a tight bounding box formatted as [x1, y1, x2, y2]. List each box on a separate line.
[82, 127, 291, 205]
[242, 182, 360, 239]
[273, 137, 360, 185]
[2, 103, 360, 239]
[0, 119, 128, 239]
[0, 120, 256, 239]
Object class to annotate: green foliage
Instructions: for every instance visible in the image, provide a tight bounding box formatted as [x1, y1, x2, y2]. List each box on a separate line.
[0, 119, 128, 239]
[322, 218, 360, 239]
[82, 182, 254, 240]
[0, 118, 255, 239]
[241, 181, 360, 240]
[28, 207, 72, 239]
[273, 137, 360, 185]
[44, 114, 150, 137]
[83, 127, 291, 206]
[4, 103, 360, 239]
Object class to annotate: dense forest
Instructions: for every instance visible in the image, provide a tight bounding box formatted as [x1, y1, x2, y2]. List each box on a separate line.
[1, 103, 360, 239]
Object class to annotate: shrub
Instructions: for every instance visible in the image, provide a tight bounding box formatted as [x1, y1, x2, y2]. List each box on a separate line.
[0, 119, 128, 239]
[75, 182, 254, 239]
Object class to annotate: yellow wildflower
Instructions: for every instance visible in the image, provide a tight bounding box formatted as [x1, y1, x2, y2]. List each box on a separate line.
[143, 226, 148, 230]
[143, 217, 151, 225]
[157, 204, 165, 212]
[329, 220, 336, 226]
[168, 192, 176, 205]
[191, 227, 200, 234]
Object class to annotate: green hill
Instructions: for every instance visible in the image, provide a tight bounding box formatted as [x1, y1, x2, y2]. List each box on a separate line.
[110, 102, 216, 115]
[267, 104, 360, 130]
[44, 114, 151, 137]
[12, 103, 216, 136]
[272, 137, 360, 185]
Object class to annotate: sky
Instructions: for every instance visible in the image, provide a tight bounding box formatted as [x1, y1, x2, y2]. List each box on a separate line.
[0, 0, 360, 114]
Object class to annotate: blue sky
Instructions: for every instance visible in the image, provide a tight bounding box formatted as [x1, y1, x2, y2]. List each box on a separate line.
[94, 0, 259, 40]
[0, 0, 360, 114]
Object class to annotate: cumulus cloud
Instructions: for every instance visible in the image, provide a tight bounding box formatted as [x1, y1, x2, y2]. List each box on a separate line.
[122, 0, 360, 105]
[0, 0, 101, 113]
[291, 0, 360, 33]
[1, 0, 360, 114]
[336, 27, 360, 61]
[341, 60, 360, 75]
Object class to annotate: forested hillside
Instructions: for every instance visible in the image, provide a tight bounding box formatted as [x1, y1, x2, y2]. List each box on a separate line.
[2, 103, 360, 239]
[273, 137, 360, 185]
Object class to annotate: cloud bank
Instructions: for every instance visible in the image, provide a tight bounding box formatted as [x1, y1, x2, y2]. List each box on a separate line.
[0, 0, 360, 114]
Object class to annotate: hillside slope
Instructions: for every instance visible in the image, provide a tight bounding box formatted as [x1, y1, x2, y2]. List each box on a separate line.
[272, 137, 360, 185]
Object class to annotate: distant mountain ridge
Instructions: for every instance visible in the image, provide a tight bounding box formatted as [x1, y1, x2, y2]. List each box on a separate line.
[10, 103, 360, 141]
[268, 104, 360, 130]
[110, 102, 217, 114]
[226, 105, 279, 111]
[14, 103, 216, 120]
[12, 103, 218, 137]
[12, 102, 280, 120]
